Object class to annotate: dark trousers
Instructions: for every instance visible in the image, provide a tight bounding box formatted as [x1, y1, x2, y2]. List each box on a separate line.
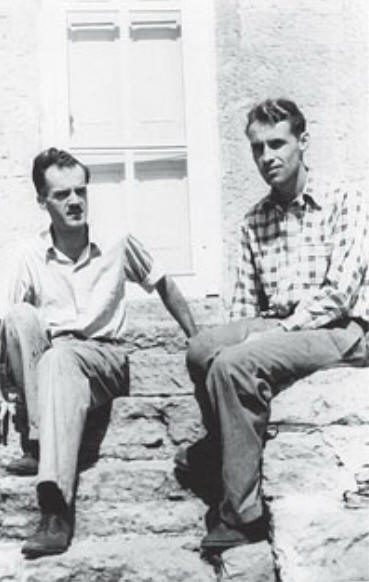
[186, 318, 368, 529]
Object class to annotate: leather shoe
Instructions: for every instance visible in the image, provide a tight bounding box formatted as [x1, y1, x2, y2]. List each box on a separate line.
[201, 516, 268, 553]
[6, 452, 38, 476]
[174, 435, 221, 505]
[22, 512, 71, 559]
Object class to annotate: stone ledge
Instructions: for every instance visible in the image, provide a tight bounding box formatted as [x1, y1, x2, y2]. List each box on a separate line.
[0, 535, 216, 582]
[270, 366, 369, 426]
[264, 366, 369, 582]
[0, 535, 274, 582]
[270, 495, 369, 582]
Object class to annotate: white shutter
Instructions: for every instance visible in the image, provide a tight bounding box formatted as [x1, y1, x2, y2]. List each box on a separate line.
[128, 10, 185, 146]
[67, 10, 124, 146]
[131, 150, 192, 273]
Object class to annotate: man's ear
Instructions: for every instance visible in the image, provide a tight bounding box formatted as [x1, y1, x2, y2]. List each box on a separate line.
[37, 194, 47, 208]
[298, 131, 310, 153]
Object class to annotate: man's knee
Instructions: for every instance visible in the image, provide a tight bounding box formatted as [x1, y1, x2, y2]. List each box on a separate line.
[186, 330, 217, 382]
[208, 344, 272, 406]
[38, 345, 78, 376]
[3, 303, 39, 332]
[37, 345, 89, 406]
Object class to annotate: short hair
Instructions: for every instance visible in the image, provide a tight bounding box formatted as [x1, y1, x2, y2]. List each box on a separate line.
[245, 99, 306, 138]
[32, 147, 90, 198]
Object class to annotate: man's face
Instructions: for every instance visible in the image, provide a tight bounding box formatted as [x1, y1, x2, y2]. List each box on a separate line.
[247, 120, 308, 193]
[41, 164, 88, 232]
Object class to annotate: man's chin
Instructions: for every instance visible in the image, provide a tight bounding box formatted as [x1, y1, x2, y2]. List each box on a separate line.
[264, 175, 280, 187]
[64, 218, 87, 229]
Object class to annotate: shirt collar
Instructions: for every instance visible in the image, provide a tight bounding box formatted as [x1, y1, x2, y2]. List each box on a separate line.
[42, 224, 102, 264]
[262, 169, 322, 213]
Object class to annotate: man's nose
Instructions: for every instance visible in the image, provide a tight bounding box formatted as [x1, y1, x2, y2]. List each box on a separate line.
[262, 145, 274, 164]
[68, 190, 82, 204]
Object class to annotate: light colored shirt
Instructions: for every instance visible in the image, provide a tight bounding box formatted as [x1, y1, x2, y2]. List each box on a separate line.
[0, 229, 165, 340]
[231, 172, 369, 330]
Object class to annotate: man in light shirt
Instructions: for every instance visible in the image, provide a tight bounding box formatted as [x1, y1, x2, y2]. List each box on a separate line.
[0, 147, 198, 558]
[178, 99, 369, 556]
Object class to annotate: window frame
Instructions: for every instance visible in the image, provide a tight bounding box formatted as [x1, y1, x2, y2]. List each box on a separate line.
[38, 0, 222, 297]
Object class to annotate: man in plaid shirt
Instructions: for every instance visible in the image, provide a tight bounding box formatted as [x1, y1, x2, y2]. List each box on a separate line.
[179, 99, 369, 555]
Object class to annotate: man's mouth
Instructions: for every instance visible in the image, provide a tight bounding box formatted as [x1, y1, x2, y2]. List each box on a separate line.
[67, 211, 83, 220]
[265, 166, 281, 176]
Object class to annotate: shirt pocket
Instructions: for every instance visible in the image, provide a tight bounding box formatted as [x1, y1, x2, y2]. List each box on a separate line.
[298, 243, 332, 288]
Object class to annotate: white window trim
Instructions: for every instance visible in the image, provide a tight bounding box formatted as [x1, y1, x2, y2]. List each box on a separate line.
[38, 0, 222, 298]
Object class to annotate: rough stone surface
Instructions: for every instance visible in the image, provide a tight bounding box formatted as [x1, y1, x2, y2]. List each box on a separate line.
[0, 317, 274, 582]
[265, 367, 369, 582]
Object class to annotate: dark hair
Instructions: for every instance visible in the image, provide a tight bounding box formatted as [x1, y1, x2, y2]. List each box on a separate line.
[32, 147, 90, 197]
[245, 99, 306, 138]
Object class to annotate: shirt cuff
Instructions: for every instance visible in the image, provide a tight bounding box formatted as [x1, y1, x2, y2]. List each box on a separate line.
[279, 310, 314, 331]
[139, 261, 166, 293]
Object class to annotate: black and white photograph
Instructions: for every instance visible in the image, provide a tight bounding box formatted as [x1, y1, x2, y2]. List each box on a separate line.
[0, 1, 368, 580]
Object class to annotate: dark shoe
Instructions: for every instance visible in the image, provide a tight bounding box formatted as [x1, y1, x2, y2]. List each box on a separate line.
[201, 516, 268, 553]
[6, 452, 38, 476]
[174, 435, 219, 472]
[174, 435, 221, 505]
[22, 512, 71, 559]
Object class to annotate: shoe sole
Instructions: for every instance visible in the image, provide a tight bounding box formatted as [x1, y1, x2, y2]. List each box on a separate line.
[6, 469, 38, 476]
[22, 546, 68, 559]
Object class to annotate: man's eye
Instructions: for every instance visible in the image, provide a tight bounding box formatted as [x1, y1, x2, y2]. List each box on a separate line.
[269, 140, 285, 149]
[54, 190, 69, 200]
[75, 187, 87, 197]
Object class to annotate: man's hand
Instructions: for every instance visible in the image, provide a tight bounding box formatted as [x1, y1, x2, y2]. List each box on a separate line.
[245, 321, 286, 345]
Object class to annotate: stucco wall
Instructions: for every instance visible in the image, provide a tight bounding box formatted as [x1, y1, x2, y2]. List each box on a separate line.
[0, 1, 368, 305]
[216, 0, 369, 305]
[0, 0, 45, 250]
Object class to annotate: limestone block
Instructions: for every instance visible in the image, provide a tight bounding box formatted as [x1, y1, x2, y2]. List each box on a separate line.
[74, 498, 206, 539]
[270, 367, 369, 426]
[100, 417, 170, 460]
[123, 324, 187, 354]
[0, 536, 216, 582]
[221, 542, 275, 582]
[163, 398, 205, 445]
[321, 425, 369, 475]
[77, 459, 175, 504]
[130, 351, 192, 396]
[263, 430, 347, 499]
[1, 498, 205, 542]
[270, 494, 369, 582]
[0, 458, 194, 541]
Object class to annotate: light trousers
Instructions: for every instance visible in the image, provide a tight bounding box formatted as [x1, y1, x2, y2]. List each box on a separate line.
[187, 317, 368, 529]
[2, 304, 129, 504]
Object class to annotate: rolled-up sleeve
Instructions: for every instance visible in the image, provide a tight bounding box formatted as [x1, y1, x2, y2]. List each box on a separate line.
[123, 234, 166, 292]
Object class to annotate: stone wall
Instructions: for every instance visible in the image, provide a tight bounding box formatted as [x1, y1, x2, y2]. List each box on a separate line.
[216, 0, 369, 304]
[0, 0, 45, 249]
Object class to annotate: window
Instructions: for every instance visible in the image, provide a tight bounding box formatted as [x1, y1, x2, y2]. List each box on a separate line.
[39, 0, 221, 297]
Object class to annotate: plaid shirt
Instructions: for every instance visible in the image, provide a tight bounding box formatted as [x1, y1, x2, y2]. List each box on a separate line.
[230, 171, 369, 330]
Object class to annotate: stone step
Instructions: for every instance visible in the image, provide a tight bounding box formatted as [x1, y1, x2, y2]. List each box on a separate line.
[270, 494, 369, 582]
[130, 351, 192, 396]
[1, 495, 207, 542]
[81, 395, 203, 462]
[0, 460, 190, 537]
[0, 535, 216, 582]
[0, 534, 274, 582]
